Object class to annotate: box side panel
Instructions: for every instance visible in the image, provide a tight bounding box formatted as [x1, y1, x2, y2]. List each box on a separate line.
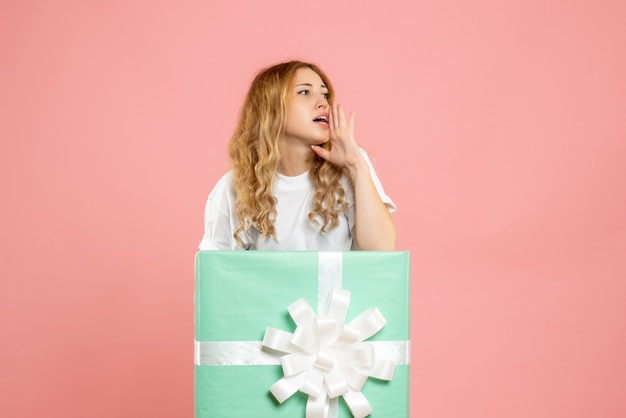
[342, 252, 410, 340]
[195, 365, 306, 417]
[195, 251, 319, 341]
[195, 365, 409, 418]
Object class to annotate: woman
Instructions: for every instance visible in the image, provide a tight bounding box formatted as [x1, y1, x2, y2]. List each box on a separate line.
[199, 60, 396, 250]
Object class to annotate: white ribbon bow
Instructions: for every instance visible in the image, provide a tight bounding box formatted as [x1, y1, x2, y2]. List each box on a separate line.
[262, 288, 395, 418]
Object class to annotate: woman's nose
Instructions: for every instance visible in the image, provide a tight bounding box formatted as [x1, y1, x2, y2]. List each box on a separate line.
[316, 97, 329, 108]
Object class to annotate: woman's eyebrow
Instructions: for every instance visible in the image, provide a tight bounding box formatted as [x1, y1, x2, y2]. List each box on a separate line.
[294, 83, 328, 89]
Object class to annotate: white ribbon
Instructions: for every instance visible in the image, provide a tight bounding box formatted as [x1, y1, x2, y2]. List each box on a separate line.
[262, 287, 397, 418]
[194, 340, 409, 367]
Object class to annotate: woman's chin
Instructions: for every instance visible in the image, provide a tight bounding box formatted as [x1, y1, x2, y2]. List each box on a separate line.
[314, 137, 330, 146]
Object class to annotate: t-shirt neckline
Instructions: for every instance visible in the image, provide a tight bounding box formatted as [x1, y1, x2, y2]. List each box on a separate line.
[275, 170, 311, 191]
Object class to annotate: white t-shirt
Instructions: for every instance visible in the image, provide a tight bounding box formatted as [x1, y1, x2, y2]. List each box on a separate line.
[199, 151, 395, 251]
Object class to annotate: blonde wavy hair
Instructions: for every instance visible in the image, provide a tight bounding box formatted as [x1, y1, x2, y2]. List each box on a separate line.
[228, 60, 348, 247]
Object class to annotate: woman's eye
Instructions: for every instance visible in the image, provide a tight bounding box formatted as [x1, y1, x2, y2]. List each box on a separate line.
[323, 93, 330, 99]
[297, 90, 309, 95]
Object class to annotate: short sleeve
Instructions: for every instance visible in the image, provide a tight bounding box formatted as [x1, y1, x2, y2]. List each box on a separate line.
[199, 172, 241, 250]
[361, 149, 396, 213]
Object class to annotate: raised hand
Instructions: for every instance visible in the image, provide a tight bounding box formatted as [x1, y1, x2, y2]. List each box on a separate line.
[312, 102, 364, 170]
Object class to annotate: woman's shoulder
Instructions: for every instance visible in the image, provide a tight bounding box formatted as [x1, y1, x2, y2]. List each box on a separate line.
[206, 170, 237, 203]
[211, 170, 235, 189]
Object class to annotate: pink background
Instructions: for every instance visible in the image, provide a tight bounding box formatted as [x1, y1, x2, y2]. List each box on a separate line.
[2, 1, 625, 417]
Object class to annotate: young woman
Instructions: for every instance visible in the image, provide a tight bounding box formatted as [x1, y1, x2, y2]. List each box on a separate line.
[199, 60, 396, 251]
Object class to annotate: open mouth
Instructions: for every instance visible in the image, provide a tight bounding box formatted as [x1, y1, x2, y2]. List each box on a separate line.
[313, 115, 328, 125]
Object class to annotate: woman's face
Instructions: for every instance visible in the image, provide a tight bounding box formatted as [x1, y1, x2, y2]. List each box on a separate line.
[282, 67, 331, 148]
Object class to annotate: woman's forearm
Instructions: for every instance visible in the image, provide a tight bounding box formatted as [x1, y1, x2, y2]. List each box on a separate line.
[349, 158, 397, 250]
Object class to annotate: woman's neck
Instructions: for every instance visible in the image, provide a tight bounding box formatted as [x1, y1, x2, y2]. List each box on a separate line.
[278, 143, 315, 176]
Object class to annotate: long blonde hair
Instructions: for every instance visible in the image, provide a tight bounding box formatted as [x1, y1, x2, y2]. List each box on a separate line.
[228, 60, 348, 247]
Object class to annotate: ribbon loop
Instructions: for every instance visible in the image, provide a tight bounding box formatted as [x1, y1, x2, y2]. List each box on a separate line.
[270, 373, 306, 404]
[289, 298, 317, 329]
[325, 363, 350, 398]
[262, 327, 294, 352]
[306, 391, 330, 418]
[301, 368, 324, 397]
[357, 357, 395, 381]
[291, 326, 320, 355]
[316, 317, 339, 345]
[344, 343, 375, 367]
[326, 287, 350, 323]
[314, 350, 336, 372]
[349, 307, 387, 341]
[343, 389, 373, 418]
[282, 352, 314, 376]
[336, 325, 360, 345]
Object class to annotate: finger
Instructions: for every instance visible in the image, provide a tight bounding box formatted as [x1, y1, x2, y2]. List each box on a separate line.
[337, 103, 347, 128]
[348, 110, 355, 130]
[328, 107, 336, 140]
[311, 144, 330, 161]
[332, 102, 340, 130]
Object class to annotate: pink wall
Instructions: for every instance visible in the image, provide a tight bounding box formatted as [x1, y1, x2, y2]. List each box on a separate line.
[2, 1, 625, 417]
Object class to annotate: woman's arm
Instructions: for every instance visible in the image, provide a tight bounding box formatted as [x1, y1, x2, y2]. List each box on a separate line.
[311, 103, 397, 250]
